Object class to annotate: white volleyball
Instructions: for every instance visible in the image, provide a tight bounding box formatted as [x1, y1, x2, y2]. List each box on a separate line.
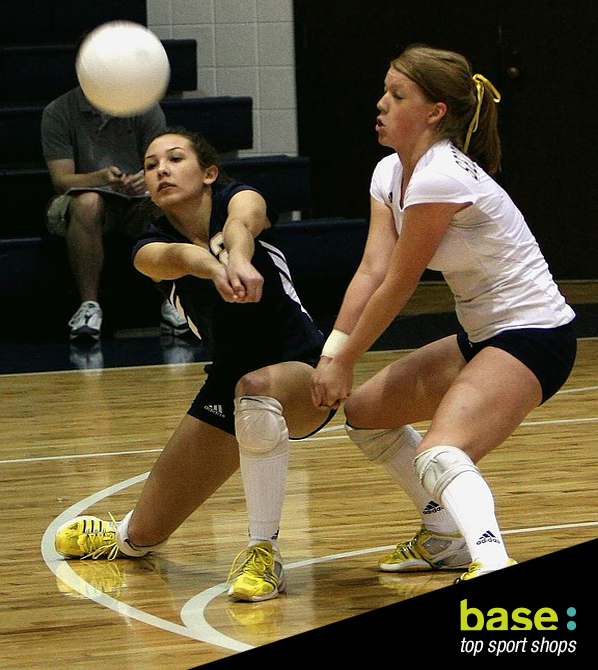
[76, 21, 170, 117]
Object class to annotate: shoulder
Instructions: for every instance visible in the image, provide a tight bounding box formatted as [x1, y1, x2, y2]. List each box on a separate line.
[372, 152, 401, 180]
[134, 216, 179, 248]
[406, 142, 482, 205]
[44, 88, 84, 114]
[370, 152, 401, 202]
[134, 103, 166, 128]
[213, 181, 278, 228]
[216, 180, 261, 202]
[213, 180, 267, 214]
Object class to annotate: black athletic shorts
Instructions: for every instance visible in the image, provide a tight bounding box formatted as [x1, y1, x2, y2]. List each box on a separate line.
[456, 321, 577, 404]
[188, 359, 336, 438]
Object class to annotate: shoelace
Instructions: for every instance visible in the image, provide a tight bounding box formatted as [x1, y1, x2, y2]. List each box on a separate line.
[392, 528, 426, 560]
[80, 513, 120, 561]
[227, 545, 277, 584]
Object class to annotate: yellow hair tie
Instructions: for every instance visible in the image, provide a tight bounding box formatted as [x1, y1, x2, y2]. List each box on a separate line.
[463, 73, 501, 152]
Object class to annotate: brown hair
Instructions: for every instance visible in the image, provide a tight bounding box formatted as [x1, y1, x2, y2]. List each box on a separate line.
[391, 45, 501, 174]
[147, 126, 232, 187]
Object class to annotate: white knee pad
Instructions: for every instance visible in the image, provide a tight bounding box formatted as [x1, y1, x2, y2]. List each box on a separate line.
[414, 446, 480, 501]
[234, 396, 289, 457]
[345, 424, 419, 464]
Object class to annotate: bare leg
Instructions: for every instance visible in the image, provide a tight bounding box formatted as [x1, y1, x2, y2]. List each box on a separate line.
[66, 192, 105, 302]
[127, 414, 239, 546]
[236, 361, 331, 438]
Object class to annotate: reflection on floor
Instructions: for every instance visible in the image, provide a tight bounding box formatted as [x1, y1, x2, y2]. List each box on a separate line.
[0, 304, 596, 375]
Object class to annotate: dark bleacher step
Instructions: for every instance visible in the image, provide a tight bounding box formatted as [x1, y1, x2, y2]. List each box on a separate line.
[162, 97, 253, 153]
[222, 155, 311, 214]
[275, 218, 367, 279]
[0, 236, 69, 297]
[0, 168, 54, 238]
[0, 217, 367, 307]
[1, 1, 147, 46]
[0, 39, 197, 105]
[0, 96, 252, 169]
[0, 154, 309, 239]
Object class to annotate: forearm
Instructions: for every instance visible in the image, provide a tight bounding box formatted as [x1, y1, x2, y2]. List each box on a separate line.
[333, 268, 385, 335]
[222, 216, 256, 264]
[134, 243, 221, 281]
[51, 169, 115, 194]
[335, 278, 416, 366]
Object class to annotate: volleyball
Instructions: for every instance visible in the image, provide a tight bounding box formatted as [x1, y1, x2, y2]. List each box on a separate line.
[76, 21, 170, 117]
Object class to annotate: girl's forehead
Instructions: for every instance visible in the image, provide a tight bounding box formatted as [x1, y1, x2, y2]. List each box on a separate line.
[147, 134, 190, 153]
[385, 68, 411, 88]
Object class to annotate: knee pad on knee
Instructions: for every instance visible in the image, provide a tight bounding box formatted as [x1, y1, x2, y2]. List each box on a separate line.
[413, 446, 480, 501]
[345, 424, 420, 464]
[234, 396, 289, 457]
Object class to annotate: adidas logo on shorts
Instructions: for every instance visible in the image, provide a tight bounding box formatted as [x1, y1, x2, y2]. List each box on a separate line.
[204, 404, 225, 418]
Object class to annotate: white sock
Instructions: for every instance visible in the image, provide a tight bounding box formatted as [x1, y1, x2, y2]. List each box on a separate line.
[115, 511, 168, 557]
[381, 426, 459, 534]
[440, 471, 510, 567]
[240, 450, 288, 551]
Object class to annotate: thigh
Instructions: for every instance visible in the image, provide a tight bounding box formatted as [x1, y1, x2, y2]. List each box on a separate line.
[421, 345, 543, 462]
[345, 335, 467, 429]
[236, 361, 333, 439]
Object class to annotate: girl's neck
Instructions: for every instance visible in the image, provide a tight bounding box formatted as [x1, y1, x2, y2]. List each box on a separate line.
[165, 190, 213, 243]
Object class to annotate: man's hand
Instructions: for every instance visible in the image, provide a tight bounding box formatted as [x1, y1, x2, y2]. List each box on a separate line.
[122, 170, 147, 196]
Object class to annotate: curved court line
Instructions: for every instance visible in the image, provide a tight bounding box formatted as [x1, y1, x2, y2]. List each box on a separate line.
[39, 380, 598, 653]
[43, 469, 598, 655]
[182, 519, 598, 646]
[41, 472, 253, 653]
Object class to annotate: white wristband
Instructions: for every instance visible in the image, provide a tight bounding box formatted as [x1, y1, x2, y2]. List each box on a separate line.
[321, 329, 349, 358]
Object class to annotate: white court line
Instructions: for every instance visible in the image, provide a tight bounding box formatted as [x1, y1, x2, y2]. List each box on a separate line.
[5, 414, 598, 466]
[43, 471, 598, 654]
[40, 473, 253, 653]
[0, 448, 162, 465]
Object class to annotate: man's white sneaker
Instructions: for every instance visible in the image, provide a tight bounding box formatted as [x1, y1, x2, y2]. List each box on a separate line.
[160, 300, 190, 337]
[68, 301, 103, 340]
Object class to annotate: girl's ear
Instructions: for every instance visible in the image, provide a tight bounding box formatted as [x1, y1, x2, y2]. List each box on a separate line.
[429, 101, 447, 125]
[203, 165, 219, 185]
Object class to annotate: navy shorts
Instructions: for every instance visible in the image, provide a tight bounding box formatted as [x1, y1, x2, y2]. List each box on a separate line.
[188, 360, 335, 438]
[456, 321, 577, 404]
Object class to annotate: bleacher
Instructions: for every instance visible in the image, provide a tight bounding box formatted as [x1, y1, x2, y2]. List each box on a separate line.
[0, 1, 367, 337]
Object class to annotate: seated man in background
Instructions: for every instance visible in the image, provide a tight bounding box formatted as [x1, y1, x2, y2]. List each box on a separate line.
[41, 85, 190, 341]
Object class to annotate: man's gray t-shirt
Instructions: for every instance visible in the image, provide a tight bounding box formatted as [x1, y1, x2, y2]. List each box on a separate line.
[41, 87, 166, 174]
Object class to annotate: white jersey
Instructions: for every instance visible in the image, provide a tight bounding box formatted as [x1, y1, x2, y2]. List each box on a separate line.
[370, 140, 575, 341]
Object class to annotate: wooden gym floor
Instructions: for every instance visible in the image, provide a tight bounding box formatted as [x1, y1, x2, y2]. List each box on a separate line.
[1, 281, 597, 668]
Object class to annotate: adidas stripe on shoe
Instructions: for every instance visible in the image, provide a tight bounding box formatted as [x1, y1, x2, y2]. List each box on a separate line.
[378, 525, 471, 572]
[227, 542, 286, 602]
[54, 515, 123, 560]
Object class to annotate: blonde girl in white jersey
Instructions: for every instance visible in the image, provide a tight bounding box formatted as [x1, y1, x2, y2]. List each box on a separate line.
[312, 45, 577, 580]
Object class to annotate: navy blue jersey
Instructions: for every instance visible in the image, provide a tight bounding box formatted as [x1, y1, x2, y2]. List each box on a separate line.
[133, 181, 324, 379]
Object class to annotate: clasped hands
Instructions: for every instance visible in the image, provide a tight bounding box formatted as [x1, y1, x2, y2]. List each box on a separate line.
[212, 256, 264, 304]
[311, 356, 353, 410]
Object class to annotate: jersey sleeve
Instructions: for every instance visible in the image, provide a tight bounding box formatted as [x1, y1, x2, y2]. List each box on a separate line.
[131, 220, 179, 261]
[404, 169, 475, 208]
[369, 154, 398, 206]
[212, 181, 279, 232]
